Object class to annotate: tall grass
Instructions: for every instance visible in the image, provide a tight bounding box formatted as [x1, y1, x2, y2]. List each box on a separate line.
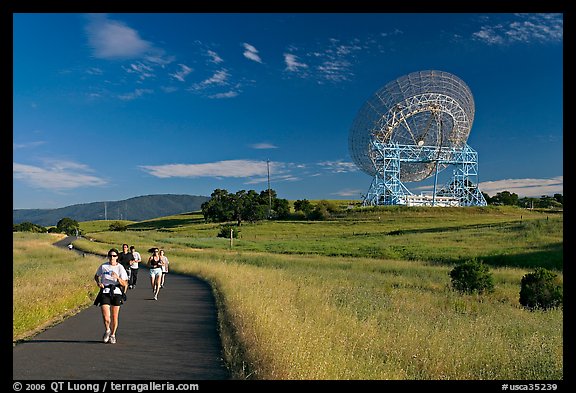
[172, 250, 562, 380]
[13, 233, 103, 341]
[15, 206, 562, 379]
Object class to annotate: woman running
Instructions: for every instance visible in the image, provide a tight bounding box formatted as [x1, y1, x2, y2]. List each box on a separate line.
[94, 248, 129, 344]
[147, 247, 164, 300]
[159, 249, 170, 288]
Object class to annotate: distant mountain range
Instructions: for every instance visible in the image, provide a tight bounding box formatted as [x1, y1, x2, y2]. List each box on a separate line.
[13, 194, 210, 227]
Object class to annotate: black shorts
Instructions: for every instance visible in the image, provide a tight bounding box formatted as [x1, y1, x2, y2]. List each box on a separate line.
[100, 293, 123, 307]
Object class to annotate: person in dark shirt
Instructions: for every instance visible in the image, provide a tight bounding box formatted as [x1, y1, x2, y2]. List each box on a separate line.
[117, 244, 134, 289]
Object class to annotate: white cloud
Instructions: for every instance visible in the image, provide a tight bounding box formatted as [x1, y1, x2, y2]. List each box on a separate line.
[284, 53, 308, 72]
[170, 64, 193, 82]
[209, 91, 239, 99]
[283, 38, 363, 83]
[13, 141, 46, 149]
[140, 159, 271, 178]
[243, 43, 262, 63]
[250, 143, 278, 149]
[122, 62, 155, 80]
[86, 67, 103, 75]
[473, 14, 563, 45]
[332, 189, 363, 197]
[317, 160, 358, 173]
[13, 161, 107, 190]
[414, 176, 563, 198]
[85, 14, 153, 59]
[478, 176, 563, 197]
[207, 50, 223, 64]
[118, 88, 153, 101]
[200, 69, 229, 86]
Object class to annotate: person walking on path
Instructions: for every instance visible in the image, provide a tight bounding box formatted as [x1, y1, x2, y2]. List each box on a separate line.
[118, 244, 134, 289]
[129, 245, 141, 289]
[147, 247, 164, 300]
[159, 249, 170, 289]
[93, 248, 129, 344]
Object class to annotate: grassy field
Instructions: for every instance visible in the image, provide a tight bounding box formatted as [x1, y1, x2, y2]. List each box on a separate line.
[13, 205, 563, 379]
[13, 233, 103, 341]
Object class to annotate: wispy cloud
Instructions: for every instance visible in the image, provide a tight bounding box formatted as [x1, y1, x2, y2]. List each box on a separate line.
[169, 64, 193, 82]
[250, 143, 278, 149]
[13, 141, 46, 149]
[191, 69, 229, 90]
[189, 69, 242, 98]
[284, 53, 308, 72]
[140, 159, 272, 178]
[86, 67, 103, 75]
[243, 43, 263, 63]
[84, 14, 153, 59]
[283, 38, 364, 83]
[118, 88, 153, 101]
[13, 161, 107, 190]
[317, 160, 358, 173]
[209, 91, 239, 99]
[332, 188, 363, 197]
[122, 62, 155, 80]
[140, 158, 365, 185]
[473, 13, 563, 45]
[207, 50, 223, 64]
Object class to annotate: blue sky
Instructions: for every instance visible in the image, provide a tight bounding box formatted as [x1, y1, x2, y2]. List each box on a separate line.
[12, 13, 563, 209]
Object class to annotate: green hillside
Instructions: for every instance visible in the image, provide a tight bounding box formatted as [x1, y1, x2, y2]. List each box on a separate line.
[13, 194, 209, 227]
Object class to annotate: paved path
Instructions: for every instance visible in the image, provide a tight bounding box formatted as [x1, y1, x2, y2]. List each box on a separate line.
[13, 265, 231, 380]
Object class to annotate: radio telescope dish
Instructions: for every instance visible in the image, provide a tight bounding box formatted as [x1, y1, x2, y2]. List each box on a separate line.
[349, 70, 475, 182]
[349, 70, 486, 207]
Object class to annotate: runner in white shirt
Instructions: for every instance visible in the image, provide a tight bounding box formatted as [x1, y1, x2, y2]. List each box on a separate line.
[129, 245, 141, 289]
[94, 249, 129, 344]
[159, 249, 170, 289]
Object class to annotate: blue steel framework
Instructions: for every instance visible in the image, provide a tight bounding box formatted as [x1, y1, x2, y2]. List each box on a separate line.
[363, 142, 487, 206]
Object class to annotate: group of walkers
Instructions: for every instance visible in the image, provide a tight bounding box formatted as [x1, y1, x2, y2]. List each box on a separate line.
[93, 244, 170, 344]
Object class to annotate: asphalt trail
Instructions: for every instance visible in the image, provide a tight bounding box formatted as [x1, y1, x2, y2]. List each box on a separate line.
[13, 241, 231, 380]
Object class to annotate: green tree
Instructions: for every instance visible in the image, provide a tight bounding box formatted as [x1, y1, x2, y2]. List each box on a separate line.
[553, 193, 563, 204]
[518, 197, 538, 209]
[294, 199, 314, 216]
[273, 198, 291, 219]
[538, 195, 562, 209]
[13, 222, 47, 233]
[201, 189, 234, 223]
[202, 188, 285, 225]
[481, 192, 492, 205]
[232, 189, 267, 226]
[56, 217, 80, 236]
[492, 191, 519, 206]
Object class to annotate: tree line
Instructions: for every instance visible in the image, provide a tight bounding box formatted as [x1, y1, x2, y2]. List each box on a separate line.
[481, 191, 563, 209]
[13, 190, 564, 233]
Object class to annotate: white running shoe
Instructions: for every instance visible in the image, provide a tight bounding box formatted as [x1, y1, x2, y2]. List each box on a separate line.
[103, 329, 111, 343]
[109, 335, 116, 344]
[154, 294, 158, 300]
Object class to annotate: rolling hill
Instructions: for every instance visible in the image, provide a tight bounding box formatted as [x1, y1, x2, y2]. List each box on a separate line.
[13, 194, 210, 227]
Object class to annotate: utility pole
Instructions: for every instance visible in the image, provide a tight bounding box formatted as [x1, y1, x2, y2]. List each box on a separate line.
[104, 202, 107, 220]
[267, 159, 272, 219]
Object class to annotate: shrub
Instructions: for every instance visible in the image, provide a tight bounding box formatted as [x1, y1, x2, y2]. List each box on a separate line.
[109, 221, 127, 231]
[519, 268, 563, 310]
[218, 224, 239, 239]
[449, 259, 494, 294]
